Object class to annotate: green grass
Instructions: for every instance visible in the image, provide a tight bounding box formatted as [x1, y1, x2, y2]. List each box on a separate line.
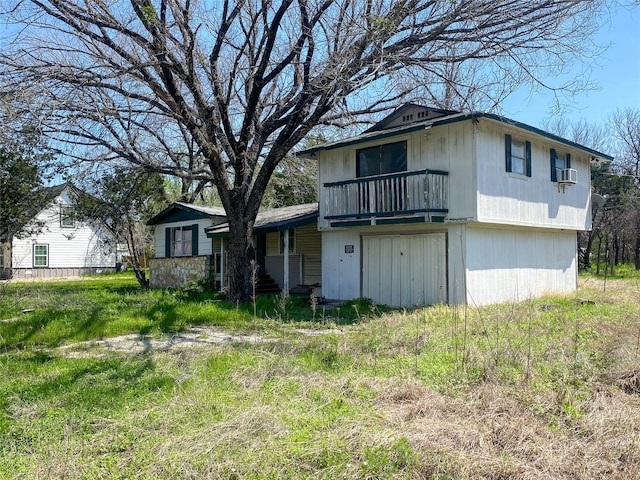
[1, 273, 640, 478]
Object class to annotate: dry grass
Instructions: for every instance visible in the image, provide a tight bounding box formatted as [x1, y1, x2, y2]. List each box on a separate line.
[3, 276, 640, 479]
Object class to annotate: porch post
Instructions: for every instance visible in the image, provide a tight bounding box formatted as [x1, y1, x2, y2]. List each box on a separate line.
[220, 238, 225, 291]
[283, 229, 290, 297]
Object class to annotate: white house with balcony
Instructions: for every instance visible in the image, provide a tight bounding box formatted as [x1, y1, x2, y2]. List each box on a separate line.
[297, 104, 612, 307]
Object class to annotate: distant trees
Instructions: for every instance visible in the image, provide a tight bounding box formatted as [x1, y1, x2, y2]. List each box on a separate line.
[75, 168, 166, 287]
[0, 130, 53, 240]
[0, 0, 608, 301]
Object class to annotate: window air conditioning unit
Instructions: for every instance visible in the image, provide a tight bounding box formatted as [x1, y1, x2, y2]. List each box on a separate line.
[557, 168, 577, 185]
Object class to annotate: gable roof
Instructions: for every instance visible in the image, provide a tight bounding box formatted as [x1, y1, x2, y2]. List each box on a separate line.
[1, 182, 79, 238]
[363, 102, 459, 133]
[297, 107, 613, 161]
[206, 203, 318, 237]
[147, 202, 227, 225]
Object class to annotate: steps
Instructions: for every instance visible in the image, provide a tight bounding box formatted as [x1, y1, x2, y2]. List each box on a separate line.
[255, 274, 281, 295]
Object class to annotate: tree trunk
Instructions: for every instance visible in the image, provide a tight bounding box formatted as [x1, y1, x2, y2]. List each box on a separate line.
[225, 216, 256, 303]
[583, 231, 595, 269]
[125, 221, 149, 288]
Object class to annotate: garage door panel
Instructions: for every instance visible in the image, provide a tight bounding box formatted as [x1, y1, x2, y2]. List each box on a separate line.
[363, 233, 446, 307]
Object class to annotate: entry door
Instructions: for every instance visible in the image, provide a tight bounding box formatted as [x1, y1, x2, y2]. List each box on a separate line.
[362, 233, 446, 307]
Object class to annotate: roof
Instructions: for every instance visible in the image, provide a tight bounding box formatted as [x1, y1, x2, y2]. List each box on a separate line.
[147, 202, 227, 225]
[297, 108, 613, 161]
[206, 203, 318, 237]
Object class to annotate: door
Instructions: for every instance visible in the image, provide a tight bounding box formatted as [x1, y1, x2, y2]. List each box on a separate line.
[362, 233, 446, 307]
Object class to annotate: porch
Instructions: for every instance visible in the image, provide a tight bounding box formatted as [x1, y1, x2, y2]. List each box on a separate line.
[322, 169, 448, 226]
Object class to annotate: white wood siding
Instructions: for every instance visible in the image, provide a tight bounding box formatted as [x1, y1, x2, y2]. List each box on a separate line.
[153, 218, 214, 258]
[464, 226, 577, 306]
[11, 189, 115, 269]
[474, 119, 591, 230]
[362, 233, 446, 307]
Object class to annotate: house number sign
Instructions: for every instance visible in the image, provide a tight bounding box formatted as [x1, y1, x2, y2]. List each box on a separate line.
[344, 245, 354, 253]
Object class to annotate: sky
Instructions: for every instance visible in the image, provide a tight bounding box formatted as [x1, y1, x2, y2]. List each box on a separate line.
[502, 2, 640, 130]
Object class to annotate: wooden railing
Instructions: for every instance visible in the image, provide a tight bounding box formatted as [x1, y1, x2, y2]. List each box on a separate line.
[323, 169, 448, 220]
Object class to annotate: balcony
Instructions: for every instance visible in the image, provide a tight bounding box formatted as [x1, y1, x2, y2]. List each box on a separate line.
[323, 169, 448, 225]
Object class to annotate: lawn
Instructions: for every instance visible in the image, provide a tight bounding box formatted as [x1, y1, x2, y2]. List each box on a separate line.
[1, 272, 640, 479]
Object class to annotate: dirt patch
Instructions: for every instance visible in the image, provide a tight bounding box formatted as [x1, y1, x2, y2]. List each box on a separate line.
[57, 326, 342, 358]
[58, 326, 276, 357]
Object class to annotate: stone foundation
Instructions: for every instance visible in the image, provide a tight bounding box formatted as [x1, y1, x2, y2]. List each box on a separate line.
[149, 256, 212, 289]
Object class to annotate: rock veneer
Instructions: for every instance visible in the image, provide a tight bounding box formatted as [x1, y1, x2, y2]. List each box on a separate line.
[149, 255, 212, 288]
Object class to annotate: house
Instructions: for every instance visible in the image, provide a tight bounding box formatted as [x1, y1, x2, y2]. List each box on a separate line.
[148, 202, 321, 294]
[0, 183, 116, 280]
[147, 202, 227, 288]
[297, 103, 612, 307]
[205, 203, 321, 296]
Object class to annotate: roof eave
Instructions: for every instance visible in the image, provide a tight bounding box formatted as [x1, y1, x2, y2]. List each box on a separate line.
[297, 112, 613, 162]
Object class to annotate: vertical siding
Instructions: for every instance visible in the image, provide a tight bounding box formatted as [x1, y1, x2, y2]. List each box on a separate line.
[464, 226, 577, 306]
[362, 233, 446, 307]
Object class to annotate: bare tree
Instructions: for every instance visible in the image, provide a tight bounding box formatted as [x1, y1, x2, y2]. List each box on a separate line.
[0, 0, 607, 301]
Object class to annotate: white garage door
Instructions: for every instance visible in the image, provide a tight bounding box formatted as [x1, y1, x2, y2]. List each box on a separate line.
[362, 233, 446, 307]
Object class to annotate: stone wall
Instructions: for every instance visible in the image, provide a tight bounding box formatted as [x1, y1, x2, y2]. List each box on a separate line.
[149, 255, 212, 289]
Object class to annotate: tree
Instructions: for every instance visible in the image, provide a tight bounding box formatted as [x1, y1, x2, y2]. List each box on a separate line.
[610, 108, 640, 269]
[0, 0, 607, 301]
[0, 130, 52, 240]
[75, 167, 167, 287]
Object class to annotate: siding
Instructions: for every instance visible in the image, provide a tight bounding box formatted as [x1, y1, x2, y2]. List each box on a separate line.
[265, 224, 321, 286]
[464, 226, 577, 306]
[474, 119, 591, 230]
[11, 189, 115, 270]
[153, 218, 215, 258]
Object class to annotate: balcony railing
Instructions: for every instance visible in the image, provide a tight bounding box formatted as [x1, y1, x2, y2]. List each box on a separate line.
[323, 169, 448, 221]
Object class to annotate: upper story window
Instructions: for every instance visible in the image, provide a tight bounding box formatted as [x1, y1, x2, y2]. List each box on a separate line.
[60, 206, 75, 228]
[550, 149, 571, 182]
[356, 141, 407, 178]
[505, 134, 531, 177]
[172, 226, 193, 257]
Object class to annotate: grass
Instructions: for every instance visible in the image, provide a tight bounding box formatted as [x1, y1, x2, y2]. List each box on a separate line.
[1, 271, 640, 478]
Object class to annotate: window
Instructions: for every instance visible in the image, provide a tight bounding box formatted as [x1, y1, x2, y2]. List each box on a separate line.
[357, 141, 407, 177]
[172, 226, 193, 257]
[60, 206, 75, 228]
[279, 229, 295, 254]
[0, 246, 4, 268]
[505, 134, 531, 177]
[550, 149, 571, 182]
[164, 224, 198, 257]
[33, 244, 48, 267]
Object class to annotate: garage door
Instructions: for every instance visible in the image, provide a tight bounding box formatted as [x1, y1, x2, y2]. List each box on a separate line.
[362, 233, 446, 307]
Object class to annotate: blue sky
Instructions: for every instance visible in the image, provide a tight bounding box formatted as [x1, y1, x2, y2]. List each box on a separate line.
[502, 2, 640, 129]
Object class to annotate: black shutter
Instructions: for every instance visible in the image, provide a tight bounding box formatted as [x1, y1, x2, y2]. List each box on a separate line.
[525, 141, 532, 177]
[165, 228, 171, 258]
[505, 134, 512, 172]
[566, 153, 571, 168]
[191, 224, 199, 256]
[550, 149, 557, 182]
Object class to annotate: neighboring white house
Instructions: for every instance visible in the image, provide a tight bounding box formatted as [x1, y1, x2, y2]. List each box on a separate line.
[297, 103, 612, 307]
[0, 184, 116, 279]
